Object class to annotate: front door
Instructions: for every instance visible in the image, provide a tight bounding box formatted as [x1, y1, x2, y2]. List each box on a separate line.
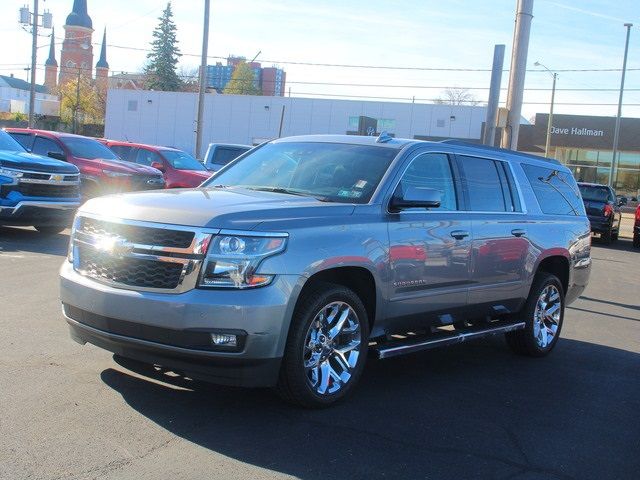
[386, 152, 471, 329]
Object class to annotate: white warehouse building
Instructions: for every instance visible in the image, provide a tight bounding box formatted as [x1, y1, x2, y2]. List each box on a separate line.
[105, 89, 488, 156]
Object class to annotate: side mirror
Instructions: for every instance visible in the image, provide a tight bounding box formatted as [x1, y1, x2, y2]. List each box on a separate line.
[47, 151, 66, 161]
[150, 161, 165, 172]
[390, 186, 441, 212]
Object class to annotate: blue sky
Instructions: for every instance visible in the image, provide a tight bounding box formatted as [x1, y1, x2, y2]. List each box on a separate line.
[2, 0, 639, 119]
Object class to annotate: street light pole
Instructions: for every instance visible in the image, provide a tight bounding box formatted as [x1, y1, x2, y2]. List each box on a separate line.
[535, 61, 558, 158]
[609, 23, 633, 188]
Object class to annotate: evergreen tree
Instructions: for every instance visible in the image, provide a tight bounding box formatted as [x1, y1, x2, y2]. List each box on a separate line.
[144, 2, 182, 91]
[224, 62, 261, 95]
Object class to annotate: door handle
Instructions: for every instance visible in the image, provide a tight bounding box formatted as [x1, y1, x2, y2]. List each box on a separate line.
[511, 229, 526, 237]
[450, 230, 470, 240]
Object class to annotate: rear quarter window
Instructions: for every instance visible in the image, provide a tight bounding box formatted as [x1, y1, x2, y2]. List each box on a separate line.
[522, 163, 585, 216]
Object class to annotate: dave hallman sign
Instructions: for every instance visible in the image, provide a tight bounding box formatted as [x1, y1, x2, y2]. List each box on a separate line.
[550, 125, 605, 137]
[526, 113, 640, 150]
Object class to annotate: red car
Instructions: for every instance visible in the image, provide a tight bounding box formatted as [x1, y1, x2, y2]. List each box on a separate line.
[634, 204, 640, 248]
[100, 140, 211, 188]
[6, 129, 165, 198]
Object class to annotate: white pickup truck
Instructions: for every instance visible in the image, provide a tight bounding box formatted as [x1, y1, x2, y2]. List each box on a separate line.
[201, 143, 251, 172]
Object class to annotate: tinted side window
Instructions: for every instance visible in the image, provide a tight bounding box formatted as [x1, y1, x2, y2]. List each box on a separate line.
[460, 156, 509, 212]
[397, 153, 457, 211]
[522, 164, 585, 216]
[9, 132, 34, 150]
[213, 148, 245, 167]
[32, 137, 64, 157]
[135, 148, 162, 166]
[110, 145, 135, 161]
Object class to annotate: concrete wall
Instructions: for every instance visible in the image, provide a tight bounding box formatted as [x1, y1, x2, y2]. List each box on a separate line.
[105, 89, 487, 155]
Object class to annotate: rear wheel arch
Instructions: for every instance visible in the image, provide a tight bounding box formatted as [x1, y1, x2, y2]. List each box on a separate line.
[535, 255, 569, 296]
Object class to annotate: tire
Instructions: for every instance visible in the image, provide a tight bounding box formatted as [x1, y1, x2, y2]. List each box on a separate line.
[611, 229, 619, 241]
[505, 272, 564, 357]
[34, 225, 66, 235]
[276, 282, 370, 408]
[601, 228, 612, 245]
[633, 235, 640, 249]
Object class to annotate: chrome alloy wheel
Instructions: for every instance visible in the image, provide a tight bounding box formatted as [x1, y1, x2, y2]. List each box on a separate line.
[533, 285, 561, 348]
[303, 301, 362, 396]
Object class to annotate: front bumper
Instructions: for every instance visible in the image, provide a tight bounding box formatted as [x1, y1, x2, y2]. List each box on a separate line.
[0, 200, 79, 226]
[60, 261, 302, 387]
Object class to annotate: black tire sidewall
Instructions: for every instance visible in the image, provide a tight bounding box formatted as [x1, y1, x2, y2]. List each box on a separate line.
[280, 284, 370, 407]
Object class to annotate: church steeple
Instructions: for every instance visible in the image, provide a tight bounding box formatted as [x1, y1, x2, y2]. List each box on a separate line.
[65, 0, 93, 29]
[45, 28, 57, 67]
[44, 29, 58, 91]
[96, 28, 109, 69]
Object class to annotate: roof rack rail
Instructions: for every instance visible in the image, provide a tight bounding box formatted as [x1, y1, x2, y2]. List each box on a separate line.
[439, 139, 561, 164]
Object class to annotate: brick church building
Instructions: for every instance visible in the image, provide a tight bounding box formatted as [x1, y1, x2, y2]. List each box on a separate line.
[43, 0, 108, 93]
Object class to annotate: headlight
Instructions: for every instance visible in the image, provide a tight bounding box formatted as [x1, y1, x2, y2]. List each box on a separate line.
[198, 233, 287, 288]
[67, 215, 82, 263]
[0, 167, 23, 180]
[102, 170, 132, 178]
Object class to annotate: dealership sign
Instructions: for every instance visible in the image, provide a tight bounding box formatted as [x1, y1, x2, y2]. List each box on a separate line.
[550, 126, 605, 137]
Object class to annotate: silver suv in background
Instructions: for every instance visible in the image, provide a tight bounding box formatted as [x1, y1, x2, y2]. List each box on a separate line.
[60, 134, 591, 407]
[202, 143, 251, 172]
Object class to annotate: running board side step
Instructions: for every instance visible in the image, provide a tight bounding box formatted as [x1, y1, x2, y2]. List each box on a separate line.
[373, 321, 526, 359]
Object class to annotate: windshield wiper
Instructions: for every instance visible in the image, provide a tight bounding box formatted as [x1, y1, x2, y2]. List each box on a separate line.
[245, 186, 329, 201]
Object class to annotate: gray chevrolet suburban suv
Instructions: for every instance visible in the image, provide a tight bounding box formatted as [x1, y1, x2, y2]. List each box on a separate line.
[60, 134, 592, 407]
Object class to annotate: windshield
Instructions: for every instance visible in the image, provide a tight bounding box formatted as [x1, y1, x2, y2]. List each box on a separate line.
[0, 130, 26, 152]
[204, 142, 398, 203]
[162, 150, 206, 171]
[578, 185, 611, 202]
[60, 137, 119, 160]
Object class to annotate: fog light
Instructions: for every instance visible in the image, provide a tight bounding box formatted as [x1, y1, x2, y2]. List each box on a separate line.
[211, 333, 237, 347]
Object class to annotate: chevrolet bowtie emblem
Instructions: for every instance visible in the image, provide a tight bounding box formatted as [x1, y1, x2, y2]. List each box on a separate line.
[51, 174, 64, 182]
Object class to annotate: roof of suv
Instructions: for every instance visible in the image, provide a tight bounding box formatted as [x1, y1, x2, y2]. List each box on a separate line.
[272, 134, 563, 166]
[102, 139, 181, 152]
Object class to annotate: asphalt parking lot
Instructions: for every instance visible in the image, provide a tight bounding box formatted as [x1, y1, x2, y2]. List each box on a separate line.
[1, 227, 638, 480]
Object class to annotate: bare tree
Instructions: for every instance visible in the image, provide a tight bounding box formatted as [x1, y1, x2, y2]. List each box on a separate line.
[435, 88, 481, 106]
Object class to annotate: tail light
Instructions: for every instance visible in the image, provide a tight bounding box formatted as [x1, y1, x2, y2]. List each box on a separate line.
[603, 204, 613, 217]
[635, 206, 640, 222]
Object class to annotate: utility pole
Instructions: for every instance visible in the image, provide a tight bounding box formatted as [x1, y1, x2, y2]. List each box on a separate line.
[28, 0, 39, 128]
[609, 23, 633, 188]
[483, 44, 505, 146]
[194, 0, 210, 159]
[19, 1, 53, 128]
[500, 0, 534, 150]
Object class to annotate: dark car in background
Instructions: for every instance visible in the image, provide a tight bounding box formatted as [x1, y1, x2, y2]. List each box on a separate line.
[6, 129, 165, 198]
[577, 182, 622, 244]
[100, 140, 211, 189]
[202, 143, 251, 172]
[0, 129, 80, 234]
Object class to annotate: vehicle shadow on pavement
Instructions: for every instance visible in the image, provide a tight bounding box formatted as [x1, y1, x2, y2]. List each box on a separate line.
[100, 338, 640, 480]
[0, 226, 69, 256]
[591, 236, 637, 252]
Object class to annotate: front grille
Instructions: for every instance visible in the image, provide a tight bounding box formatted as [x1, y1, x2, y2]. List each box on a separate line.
[80, 217, 194, 248]
[1, 183, 80, 198]
[21, 172, 50, 180]
[77, 246, 185, 289]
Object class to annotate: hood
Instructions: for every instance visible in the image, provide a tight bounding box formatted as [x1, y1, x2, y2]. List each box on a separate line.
[91, 157, 162, 176]
[181, 169, 213, 180]
[0, 150, 79, 174]
[80, 187, 355, 231]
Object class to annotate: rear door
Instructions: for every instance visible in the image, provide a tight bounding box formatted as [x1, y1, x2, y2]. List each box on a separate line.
[457, 155, 529, 313]
[386, 151, 471, 328]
